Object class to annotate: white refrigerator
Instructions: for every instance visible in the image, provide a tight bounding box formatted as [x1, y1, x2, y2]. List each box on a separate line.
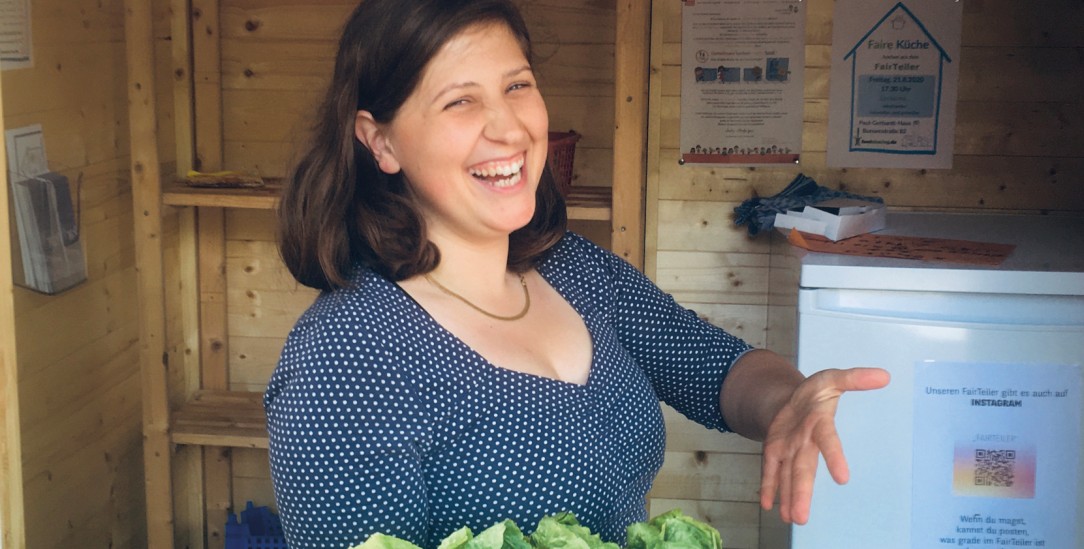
[791, 212, 1084, 549]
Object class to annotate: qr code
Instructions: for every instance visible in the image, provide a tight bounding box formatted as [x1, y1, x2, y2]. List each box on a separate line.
[974, 449, 1015, 487]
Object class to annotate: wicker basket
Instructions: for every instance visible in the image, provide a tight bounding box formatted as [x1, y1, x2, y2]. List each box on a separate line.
[547, 130, 581, 197]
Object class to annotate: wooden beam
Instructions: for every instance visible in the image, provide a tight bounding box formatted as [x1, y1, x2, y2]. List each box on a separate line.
[0, 68, 27, 549]
[612, 0, 650, 269]
[173, 0, 196, 176]
[198, 208, 228, 391]
[192, 1, 232, 545]
[643, 0, 665, 281]
[198, 206, 231, 548]
[193, 0, 224, 171]
[172, 2, 205, 546]
[124, 0, 174, 547]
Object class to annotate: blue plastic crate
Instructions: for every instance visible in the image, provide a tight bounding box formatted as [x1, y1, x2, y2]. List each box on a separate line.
[226, 501, 287, 549]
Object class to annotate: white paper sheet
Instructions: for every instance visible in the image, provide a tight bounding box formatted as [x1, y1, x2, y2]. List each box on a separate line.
[827, 0, 961, 168]
[0, 0, 32, 70]
[913, 361, 1082, 549]
[679, 0, 805, 166]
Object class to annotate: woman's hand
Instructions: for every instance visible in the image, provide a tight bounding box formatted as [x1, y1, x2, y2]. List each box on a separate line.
[758, 367, 890, 525]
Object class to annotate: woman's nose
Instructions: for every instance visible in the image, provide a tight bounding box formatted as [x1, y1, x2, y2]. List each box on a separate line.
[483, 98, 528, 143]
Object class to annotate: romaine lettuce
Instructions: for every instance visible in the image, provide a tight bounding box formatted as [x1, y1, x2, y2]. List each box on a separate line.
[349, 509, 722, 549]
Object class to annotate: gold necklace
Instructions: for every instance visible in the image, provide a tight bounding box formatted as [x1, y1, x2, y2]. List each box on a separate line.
[424, 273, 530, 321]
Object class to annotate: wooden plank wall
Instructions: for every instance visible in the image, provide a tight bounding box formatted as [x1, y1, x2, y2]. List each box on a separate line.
[648, 1, 1084, 548]
[0, 69, 27, 549]
[216, 0, 614, 184]
[0, 0, 175, 547]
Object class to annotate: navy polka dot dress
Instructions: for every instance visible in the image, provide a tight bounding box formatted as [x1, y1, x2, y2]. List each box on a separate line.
[265, 232, 752, 549]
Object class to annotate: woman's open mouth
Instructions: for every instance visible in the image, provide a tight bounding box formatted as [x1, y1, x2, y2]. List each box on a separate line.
[468, 157, 525, 189]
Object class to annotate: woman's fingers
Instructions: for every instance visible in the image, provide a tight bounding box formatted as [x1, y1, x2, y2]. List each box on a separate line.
[787, 442, 822, 525]
[777, 454, 793, 523]
[760, 453, 781, 511]
[833, 367, 891, 392]
[814, 421, 849, 485]
[759, 367, 891, 524]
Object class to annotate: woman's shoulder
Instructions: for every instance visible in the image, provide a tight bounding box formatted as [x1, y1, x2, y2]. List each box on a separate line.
[545, 231, 619, 269]
[270, 266, 435, 396]
[536, 232, 635, 313]
[284, 266, 423, 357]
[542, 231, 635, 284]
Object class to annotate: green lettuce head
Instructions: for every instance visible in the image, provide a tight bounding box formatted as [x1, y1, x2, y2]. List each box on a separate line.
[625, 509, 722, 549]
[530, 512, 620, 549]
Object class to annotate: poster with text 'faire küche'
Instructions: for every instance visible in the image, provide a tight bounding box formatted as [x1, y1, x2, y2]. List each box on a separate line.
[828, 0, 961, 168]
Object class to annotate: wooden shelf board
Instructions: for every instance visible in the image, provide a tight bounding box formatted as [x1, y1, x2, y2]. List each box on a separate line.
[162, 179, 613, 220]
[170, 390, 269, 449]
[565, 186, 612, 221]
[163, 180, 282, 209]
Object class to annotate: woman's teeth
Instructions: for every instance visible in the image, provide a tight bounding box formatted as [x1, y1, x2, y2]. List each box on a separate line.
[469, 158, 525, 187]
[489, 171, 521, 188]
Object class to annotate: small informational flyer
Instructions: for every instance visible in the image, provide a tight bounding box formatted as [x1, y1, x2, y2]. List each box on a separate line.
[913, 361, 1083, 549]
[0, 0, 32, 70]
[827, 0, 961, 168]
[679, 0, 805, 166]
[5, 125, 87, 294]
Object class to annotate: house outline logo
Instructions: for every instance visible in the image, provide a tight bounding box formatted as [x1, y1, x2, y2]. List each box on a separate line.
[843, 2, 952, 155]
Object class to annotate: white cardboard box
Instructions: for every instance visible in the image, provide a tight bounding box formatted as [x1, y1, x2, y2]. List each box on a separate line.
[774, 198, 886, 241]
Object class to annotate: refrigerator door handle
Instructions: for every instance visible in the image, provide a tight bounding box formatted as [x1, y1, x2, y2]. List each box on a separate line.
[800, 288, 1084, 328]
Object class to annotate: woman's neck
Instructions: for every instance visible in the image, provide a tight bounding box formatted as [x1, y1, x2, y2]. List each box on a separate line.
[425, 233, 514, 293]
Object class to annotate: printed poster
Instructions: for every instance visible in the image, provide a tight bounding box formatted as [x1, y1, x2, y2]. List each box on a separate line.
[827, 0, 961, 168]
[913, 361, 1083, 549]
[0, 0, 32, 70]
[680, 0, 805, 166]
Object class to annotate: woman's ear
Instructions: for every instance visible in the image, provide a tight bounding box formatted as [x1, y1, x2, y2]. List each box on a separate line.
[355, 111, 401, 174]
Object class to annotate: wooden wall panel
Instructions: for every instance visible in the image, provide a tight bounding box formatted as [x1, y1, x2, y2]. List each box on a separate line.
[647, 1, 1084, 548]
[654, 250, 767, 304]
[0, 65, 26, 549]
[0, 0, 173, 545]
[224, 213, 312, 380]
[231, 448, 274, 513]
[218, 0, 615, 190]
[652, 451, 761, 503]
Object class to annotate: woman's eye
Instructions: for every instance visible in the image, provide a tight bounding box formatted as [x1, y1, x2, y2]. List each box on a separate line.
[443, 98, 470, 110]
[508, 81, 533, 92]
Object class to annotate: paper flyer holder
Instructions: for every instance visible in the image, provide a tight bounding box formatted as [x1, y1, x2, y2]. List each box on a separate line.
[8, 171, 87, 295]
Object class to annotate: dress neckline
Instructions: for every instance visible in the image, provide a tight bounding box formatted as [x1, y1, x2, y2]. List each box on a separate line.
[386, 266, 597, 390]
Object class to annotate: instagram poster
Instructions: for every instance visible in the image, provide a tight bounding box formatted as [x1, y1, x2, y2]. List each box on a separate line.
[913, 361, 1082, 548]
[679, 0, 805, 166]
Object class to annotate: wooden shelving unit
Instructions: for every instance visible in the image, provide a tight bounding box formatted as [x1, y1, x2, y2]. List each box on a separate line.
[128, 1, 648, 547]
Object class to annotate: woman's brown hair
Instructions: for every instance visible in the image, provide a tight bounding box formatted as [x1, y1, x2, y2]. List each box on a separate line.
[277, 0, 567, 291]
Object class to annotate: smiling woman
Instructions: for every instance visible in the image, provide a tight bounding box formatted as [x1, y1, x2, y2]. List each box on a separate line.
[276, 0, 566, 289]
[353, 21, 550, 251]
[265, 1, 887, 548]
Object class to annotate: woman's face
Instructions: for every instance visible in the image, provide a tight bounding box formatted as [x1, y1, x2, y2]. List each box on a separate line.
[357, 22, 549, 246]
